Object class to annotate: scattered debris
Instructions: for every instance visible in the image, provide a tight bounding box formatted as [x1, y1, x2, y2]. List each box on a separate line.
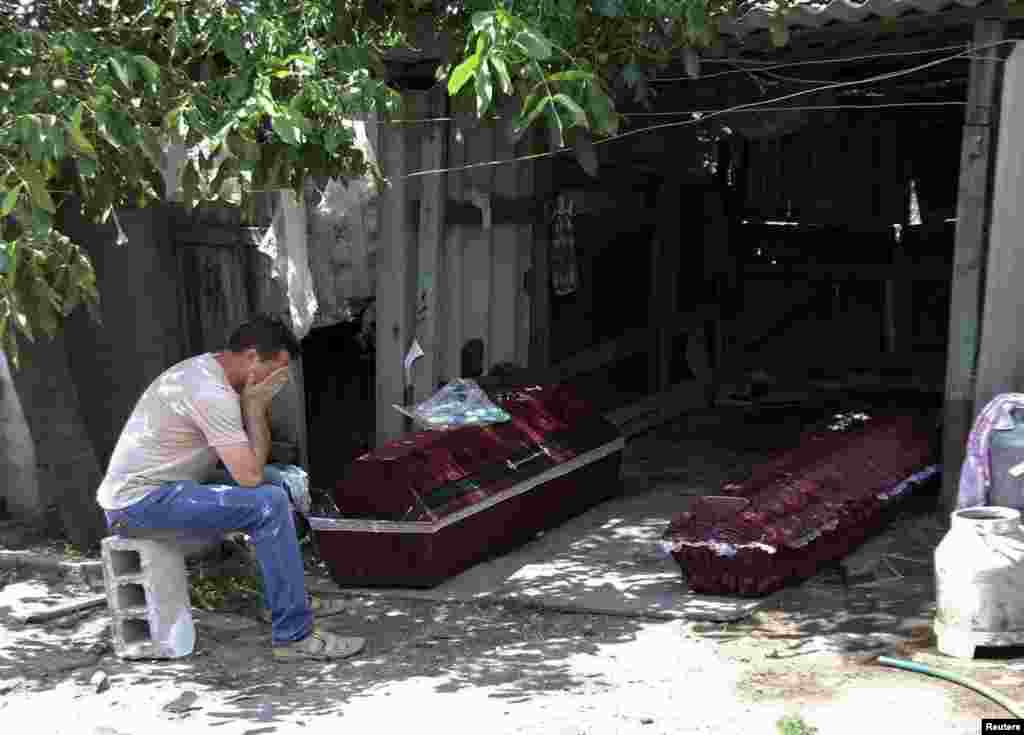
[163, 690, 200, 714]
[14, 594, 107, 624]
[90, 671, 110, 694]
[87, 641, 113, 658]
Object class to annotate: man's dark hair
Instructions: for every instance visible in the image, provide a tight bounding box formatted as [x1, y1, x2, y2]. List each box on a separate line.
[227, 315, 301, 359]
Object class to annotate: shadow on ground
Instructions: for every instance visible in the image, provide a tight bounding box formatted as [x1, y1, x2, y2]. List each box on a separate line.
[0, 397, 963, 731]
[0, 564, 661, 728]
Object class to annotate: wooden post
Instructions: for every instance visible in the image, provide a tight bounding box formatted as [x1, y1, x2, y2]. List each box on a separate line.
[375, 94, 420, 445]
[975, 44, 1024, 412]
[413, 88, 448, 404]
[941, 19, 1006, 513]
[490, 104, 522, 369]
[516, 128, 535, 369]
[462, 118, 496, 374]
[649, 177, 683, 392]
[529, 134, 552, 372]
[443, 108, 469, 383]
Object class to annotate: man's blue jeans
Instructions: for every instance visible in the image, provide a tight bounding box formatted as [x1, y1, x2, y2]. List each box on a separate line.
[104, 465, 313, 645]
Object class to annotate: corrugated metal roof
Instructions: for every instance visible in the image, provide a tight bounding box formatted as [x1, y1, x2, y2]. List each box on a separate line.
[718, 0, 990, 37]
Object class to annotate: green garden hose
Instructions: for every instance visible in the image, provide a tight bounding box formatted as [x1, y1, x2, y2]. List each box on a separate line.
[877, 655, 1024, 718]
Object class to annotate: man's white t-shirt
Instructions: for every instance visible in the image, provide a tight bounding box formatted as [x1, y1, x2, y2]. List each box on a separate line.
[96, 354, 251, 510]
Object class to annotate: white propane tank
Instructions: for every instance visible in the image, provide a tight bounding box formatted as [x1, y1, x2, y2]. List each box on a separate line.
[934, 506, 1024, 659]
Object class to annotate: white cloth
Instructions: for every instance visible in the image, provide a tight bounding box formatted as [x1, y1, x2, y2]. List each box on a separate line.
[258, 192, 318, 340]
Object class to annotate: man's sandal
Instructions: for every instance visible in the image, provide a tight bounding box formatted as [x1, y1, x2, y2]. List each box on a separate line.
[273, 629, 365, 661]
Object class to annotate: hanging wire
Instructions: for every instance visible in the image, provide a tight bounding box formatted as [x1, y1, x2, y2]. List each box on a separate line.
[385, 44, 992, 125]
[621, 100, 968, 117]
[402, 38, 1016, 180]
[591, 39, 1011, 146]
[653, 42, 974, 81]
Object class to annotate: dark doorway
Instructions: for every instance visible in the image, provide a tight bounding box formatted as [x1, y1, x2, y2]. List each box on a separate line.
[302, 319, 375, 489]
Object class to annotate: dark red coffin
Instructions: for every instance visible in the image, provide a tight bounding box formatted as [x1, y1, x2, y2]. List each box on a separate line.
[309, 382, 624, 588]
[663, 412, 939, 597]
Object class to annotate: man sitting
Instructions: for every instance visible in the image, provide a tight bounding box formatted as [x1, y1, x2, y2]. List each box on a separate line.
[97, 315, 364, 661]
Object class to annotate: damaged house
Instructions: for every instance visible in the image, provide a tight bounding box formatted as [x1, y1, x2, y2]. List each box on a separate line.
[4, 0, 1024, 546]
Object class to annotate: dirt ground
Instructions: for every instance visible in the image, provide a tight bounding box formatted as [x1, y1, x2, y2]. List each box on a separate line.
[2, 403, 1020, 735]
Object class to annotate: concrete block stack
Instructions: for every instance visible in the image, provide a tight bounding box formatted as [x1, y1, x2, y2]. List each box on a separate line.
[100, 536, 195, 659]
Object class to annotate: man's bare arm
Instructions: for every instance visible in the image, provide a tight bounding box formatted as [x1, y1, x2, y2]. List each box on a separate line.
[215, 367, 289, 487]
[215, 443, 264, 487]
[243, 398, 272, 469]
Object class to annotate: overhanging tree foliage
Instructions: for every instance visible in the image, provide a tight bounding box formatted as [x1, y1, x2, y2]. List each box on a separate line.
[0, 0, 745, 364]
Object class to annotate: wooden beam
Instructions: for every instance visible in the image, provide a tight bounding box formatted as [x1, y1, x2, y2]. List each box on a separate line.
[742, 263, 951, 282]
[553, 328, 652, 382]
[605, 379, 709, 439]
[550, 311, 716, 383]
[175, 226, 243, 247]
[413, 89, 447, 405]
[941, 19, 1006, 513]
[444, 196, 544, 226]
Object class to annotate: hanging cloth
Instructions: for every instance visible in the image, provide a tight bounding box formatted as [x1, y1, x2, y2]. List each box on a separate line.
[550, 193, 579, 297]
[958, 393, 1024, 508]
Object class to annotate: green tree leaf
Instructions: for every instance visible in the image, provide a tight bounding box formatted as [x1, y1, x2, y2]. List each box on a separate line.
[686, 2, 707, 41]
[222, 35, 246, 66]
[25, 276, 60, 339]
[139, 125, 164, 169]
[475, 65, 494, 117]
[513, 29, 553, 61]
[585, 84, 619, 136]
[448, 53, 480, 96]
[19, 165, 55, 214]
[77, 157, 97, 178]
[572, 129, 599, 177]
[594, 0, 625, 16]
[488, 56, 513, 96]
[547, 70, 597, 83]
[552, 93, 588, 128]
[94, 107, 125, 151]
[512, 95, 553, 142]
[0, 185, 21, 218]
[108, 58, 136, 89]
[769, 18, 790, 48]
[134, 55, 161, 86]
[471, 11, 496, 32]
[271, 109, 307, 145]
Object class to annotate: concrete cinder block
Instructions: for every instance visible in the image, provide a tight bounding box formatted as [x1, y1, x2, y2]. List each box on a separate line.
[101, 536, 195, 659]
